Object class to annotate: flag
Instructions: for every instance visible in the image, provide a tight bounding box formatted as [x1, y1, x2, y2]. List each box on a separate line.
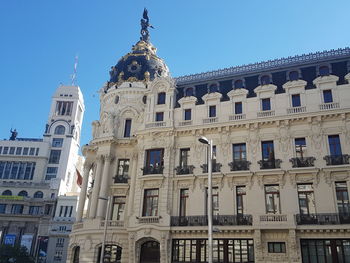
[76, 167, 82, 187]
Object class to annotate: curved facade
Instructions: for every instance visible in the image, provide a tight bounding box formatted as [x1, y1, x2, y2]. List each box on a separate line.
[68, 19, 350, 263]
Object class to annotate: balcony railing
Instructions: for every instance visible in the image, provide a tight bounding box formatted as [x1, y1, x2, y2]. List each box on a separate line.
[200, 162, 222, 173]
[203, 117, 218, 124]
[179, 120, 192, 126]
[289, 157, 316, 168]
[175, 165, 195, 175]
[228, 160, 251, 171]
[257, 110, 275, 118]
[319, 102, 340, 110]
[138, 216, 160, 224]
[229, 114, 246, 121]
[114, 176, 128, 183]
[324, 155, 350, 166]
[170, 215, 253, 226]
[260, 214, 287, 222]
[258, 159, 282, 169]
[100, 220, 124, 227]
[145, 121, 166, 128]
[287, 106, 306, 114]
[142, 165, 164, 175]
[296, 213, 350, 225]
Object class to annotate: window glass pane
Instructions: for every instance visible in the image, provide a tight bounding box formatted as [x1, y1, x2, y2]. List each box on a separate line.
[292, 94, 301, 107]
[323, 90, 333, 103]
[328, 135, 342, 156]
[262, 141, 274, 160]
[52, 138, 64, 147]
[262, 98, 271, 111]
[49, 150, 61, 164]
[261, 75, 271, 85]
[185, 88, 194, 97]
[234, 79, 244, 89]
[184, 109, 191, 121]
[233, 143, 246, 160]
[289, 71, 299, 81]
[157, 92, 166, 104]
[209, 105, 216, 117]
[319, 66, 330, 76]
[235, 102, 243, 114]
[295, 138, 306, 158]
[124, 119, 132, 137]
[155, 112, 164, 122]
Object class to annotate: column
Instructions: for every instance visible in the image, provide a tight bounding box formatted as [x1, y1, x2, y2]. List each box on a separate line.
[127, 152, 138, 217]
[97, 154, 113, 218]
[76, 162, 91, 221]
[89, 155, 104, 218]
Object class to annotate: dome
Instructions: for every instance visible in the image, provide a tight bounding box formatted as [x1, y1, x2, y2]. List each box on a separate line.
[108, 40, 169, 87]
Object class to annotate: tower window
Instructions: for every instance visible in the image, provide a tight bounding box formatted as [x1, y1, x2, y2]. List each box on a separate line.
[52, 138, 63, 147]
[157, 92, 166, 104]
[124, 119, 132, 137]
[49, 150, 61, 164]
[55, 101, 73, 116]
[54, 125, 65, 135]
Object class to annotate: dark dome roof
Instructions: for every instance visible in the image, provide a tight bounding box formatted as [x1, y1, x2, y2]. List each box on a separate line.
[108, 40, 169, 86]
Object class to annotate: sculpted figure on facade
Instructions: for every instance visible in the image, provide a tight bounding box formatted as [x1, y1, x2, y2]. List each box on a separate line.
[278, 122, 292, 158]
[92, 120, 100, 139]
[310, 120, 323, 155]
[248, 126, 260, 159]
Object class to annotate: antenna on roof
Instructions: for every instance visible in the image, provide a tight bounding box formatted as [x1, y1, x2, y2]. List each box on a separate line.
[71, 54, 79, 86]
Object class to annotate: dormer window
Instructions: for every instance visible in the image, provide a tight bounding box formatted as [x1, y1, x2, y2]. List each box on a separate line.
[157, 92, 166, 105]
[209, 105, 216, 117]
[184, 109, 191, 120]
[209, 83, 219, 93]
[319, 65, 330, 76]
[261, 98, 271, 111]
[261, 75, 271, 85]
[323, 90, 333, 103]
[234, 102, 243, 114]
[291, 94, 301, 107]
[185, 87, 194, 97]
[289, 71, 299, 81]
[234, 79, 244, 89]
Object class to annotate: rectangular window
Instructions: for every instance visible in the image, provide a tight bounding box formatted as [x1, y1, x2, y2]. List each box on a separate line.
[184, 109, 191, 121]
[205, 187, 219, 216]
[155, 112, 164, 122]
[45, 167, 58, 180]
[111, 196, 126, 220]
[328, 135, 342, 156]
[209, 105, 216, 117]
[180, 148, 190, 167]
[145, 149, 164, 168]
[23, 147, 29, 155]
[335, 182, 350, 214]
[29, 148, 35, 155]
[0, 146, 2, 154]
[179, 189, 189, 217]
[265, 185, 280, 214]
[0, 204, 6, 213]
[261, 98, 271, 111]
[29, 206, 41, 215]
[115, 159, 129, 183]
[10, 162, 19, 179]
[11, 204, 24, 214]
[9, 147, 15, 155]
[295, 138, 306, 158]
[52, 138, 63, 147]
[157, 92, 166, 104]
[291, 94, 301, 107]
[55, 101, 73, 116]
[268, 242, 286, 253]
[3, 147, 8, 154]
[323, 90, 333, 103]
[49, 150, 61, 164]
[234, 102, 243, 114]
[35, 148, 39, 156]
[15, 147, 22, 155]
[124, 119, 132, 137]
[232, 143, 246, 161]
[297, 184, 315, 215]
[262, 141, 275, 161]
[142, 189, 159, 216]
[236, 186, 246, 215]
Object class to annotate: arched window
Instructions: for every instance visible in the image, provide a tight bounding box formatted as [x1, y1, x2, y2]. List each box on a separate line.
[208, 83, 219, 93]
[319, 65, 330, 76]
[234, 79, 244, 89]
[2, 190, 12, 196]
[142, 96, 147, 104]
[184, 87, 194, 97]
[115, 96, 120, 104]
[261, 75, 271, 85]
[97, 244, 122, 263]
[18, 191, 28, 197]
[289, 71, 299, 81]
[54, 125, 65, 135]
[34, 191, 43, 198]
[73, 246, 80, 263]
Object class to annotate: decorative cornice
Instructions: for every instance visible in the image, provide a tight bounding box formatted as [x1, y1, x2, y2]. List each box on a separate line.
[175, 48, 350, 85]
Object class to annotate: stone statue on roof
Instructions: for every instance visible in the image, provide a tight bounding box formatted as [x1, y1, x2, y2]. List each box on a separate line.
[10, 128, 18, 140]
[140, 8, 154, 42]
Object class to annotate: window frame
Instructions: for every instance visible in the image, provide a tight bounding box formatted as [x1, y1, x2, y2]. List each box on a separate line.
[157, 92, 166, 105]
[142, 188, 159, 217]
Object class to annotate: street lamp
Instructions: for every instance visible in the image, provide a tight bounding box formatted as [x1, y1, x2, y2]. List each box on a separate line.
[198, 136, 213, 263]
[99, 196, 111, 263]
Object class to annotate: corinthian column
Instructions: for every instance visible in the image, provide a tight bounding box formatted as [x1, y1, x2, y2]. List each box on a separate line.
[76, 161, 91, 221]
[97, 154, 114, 218]
[89, 155, 104, 218]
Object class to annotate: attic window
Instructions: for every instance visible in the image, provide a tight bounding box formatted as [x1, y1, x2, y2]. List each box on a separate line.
[319, 65, 330, 76]
[261, 75, 271, 85]
[185, 87, 194, 97]
[234, 79, 244, 89]
[209, 83, 218, 93]
[289, 71, 299, 81]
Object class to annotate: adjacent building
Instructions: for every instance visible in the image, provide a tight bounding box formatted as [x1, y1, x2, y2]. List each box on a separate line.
[0, 84, 85, 262]
[68, 13, 350, 263]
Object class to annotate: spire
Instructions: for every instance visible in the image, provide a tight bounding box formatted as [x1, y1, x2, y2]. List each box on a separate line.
[140, 8, 154, 42]
[71, 55, 79, 86]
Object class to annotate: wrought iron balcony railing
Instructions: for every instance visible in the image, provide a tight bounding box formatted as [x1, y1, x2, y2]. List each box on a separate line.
[170, 215, 253, 226]
[289, 157, 316, 168]
[296, 213, 350, 225]
[258, 159, 282, 169]
[142, 165, 164, 175]
[228, 160, 251, 171]
[324, 155, 350, 166]
[175, 165, 195, 175]
[200, 163, 222, 173]
[113, 176, 128, 183]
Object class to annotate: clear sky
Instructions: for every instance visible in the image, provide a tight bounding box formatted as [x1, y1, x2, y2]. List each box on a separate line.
[0, 0, 349, 148]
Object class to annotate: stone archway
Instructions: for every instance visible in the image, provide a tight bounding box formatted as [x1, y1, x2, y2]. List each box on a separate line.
[138, 239, 160, 263]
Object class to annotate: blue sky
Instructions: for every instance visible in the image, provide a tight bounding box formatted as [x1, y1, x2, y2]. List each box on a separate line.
[0, 0, 349, 147]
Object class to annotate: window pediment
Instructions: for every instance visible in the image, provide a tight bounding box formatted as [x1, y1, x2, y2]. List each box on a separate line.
[227, 88, 248, 100]
[202, 92, 222, 103]
[254, 84, 277, 97]
[313, 75, 339, 89]
[178, 96, 197, 107]
[283, 80, 307, 94]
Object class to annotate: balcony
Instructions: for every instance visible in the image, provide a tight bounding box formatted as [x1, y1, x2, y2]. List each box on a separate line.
[179, 120, 192, 126]
[200, 162, 222, 173]
[100, 220, 124, 227]
[319, 102, 340, 110]
[229, 114, 246, 121]
[114, 175, 128, 184]
[287, 106, 306, 114]
[257, 110, 275, 118]
[145, 121, 166, 128]
[142, 165, 164, 175]
[138, 216, 160, 224]
[170, 215, 253, 226]
[203, 117, 218, 124]
[324, 155, 350, 166]
[175, 165, 195, 175]
[258, 159, 282, 169]
[260, 214, 287, 222]
[289, 157, 316, 168]
[296, 213, 350, 225]
[228, 160, 251, 171]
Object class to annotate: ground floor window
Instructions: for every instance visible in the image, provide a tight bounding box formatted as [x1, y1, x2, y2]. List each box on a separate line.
[172, 239, 254, 263]
[97, 244, 122, 263]
[301, 239, 350, 263]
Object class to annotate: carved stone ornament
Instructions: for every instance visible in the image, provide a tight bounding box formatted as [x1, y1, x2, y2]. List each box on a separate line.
[257, 173, 286, 189]
[175, 178, 196, 192]
[227, 174, 254, 190]
[199, 176, 224, 191]
[140, 177, 164, 189]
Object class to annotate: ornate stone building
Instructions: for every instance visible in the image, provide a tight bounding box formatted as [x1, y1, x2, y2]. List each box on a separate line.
[68, 12, 350, 263]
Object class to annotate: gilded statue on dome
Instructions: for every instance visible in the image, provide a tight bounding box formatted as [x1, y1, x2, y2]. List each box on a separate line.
[140, 8, 154, 42]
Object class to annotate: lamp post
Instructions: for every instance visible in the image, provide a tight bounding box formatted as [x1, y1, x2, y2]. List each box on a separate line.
[99, 196, 111, 263]
[198, 136, 213, 263]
